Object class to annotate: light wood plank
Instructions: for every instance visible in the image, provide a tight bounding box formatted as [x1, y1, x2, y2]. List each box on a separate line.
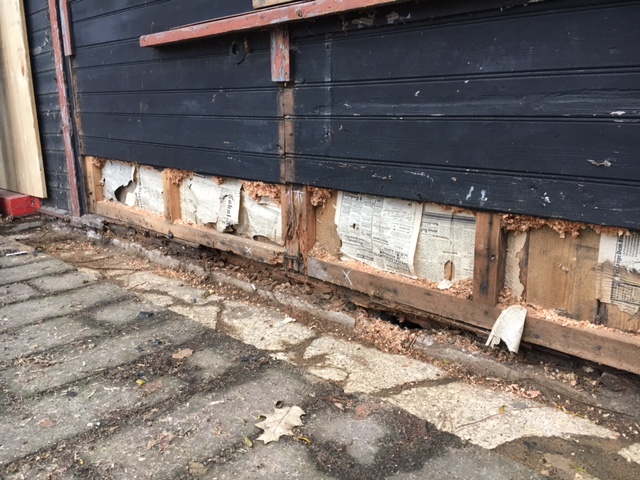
[0, 0, 46, 197]
[254, 0, 301, 9]
[162, 170, 182, 223]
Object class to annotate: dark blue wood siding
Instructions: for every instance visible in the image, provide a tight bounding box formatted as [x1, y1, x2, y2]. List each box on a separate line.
[25, 0, 70, 210]
[291, 0, 640, 229]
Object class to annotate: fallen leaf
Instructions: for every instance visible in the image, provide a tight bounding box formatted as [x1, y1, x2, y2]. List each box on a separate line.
[244, 436, 253, 448]
[146, 431, 175, 451]
[172, 349, 193, 360]
[498, 405, 506, 415]
[188, 462, 207, 476]
[255, 406, 305, 444]
[37, 418, 55, 428]
[524, 390, 541, 399]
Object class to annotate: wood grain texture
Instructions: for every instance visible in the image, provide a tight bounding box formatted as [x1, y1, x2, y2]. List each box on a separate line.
[84, 156, 104, 211]
[95, 201, 285, 265]
[527, 227, 600, 322]
[0, 0, 47, 197]
[307, 256, 640, 375]
[473, 212, 506, 306]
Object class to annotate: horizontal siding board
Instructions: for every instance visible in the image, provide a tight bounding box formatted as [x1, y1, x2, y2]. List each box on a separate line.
[294, 118, 640, 182]
[80, 138, 281, 183]
[294, 157, 640, 229]
[78, 90, 278, 117]
[33, 70, 59, 96]
[81, 114, 278, 154]
[75, 50, 272, 93]
[40, 133, 65, 152]
[294, 5, 640, 84]
[294, 72, 640, 118]
[71, 0, 253, 24]
[71, 0, 254, 46]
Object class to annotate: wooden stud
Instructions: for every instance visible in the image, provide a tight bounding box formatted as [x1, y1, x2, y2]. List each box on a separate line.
[282, 185, 316, 272]
[140, 0, 410, 47]
[94, 201, 284, 265]
[162, 170, 181, 223]
[270, 26, 290, 83]
[307, 257, 640, 375]
[84, 157, 103, 212]
[473, 212, 506, 306]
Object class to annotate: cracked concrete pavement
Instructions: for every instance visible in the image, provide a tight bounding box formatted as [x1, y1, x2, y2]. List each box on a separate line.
[1, 219, 640, 479]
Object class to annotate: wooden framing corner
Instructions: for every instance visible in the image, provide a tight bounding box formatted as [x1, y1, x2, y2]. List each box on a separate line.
[84, 156, 104, 212]
[162, 170, 182, 223]
[270, 26, 290, 83]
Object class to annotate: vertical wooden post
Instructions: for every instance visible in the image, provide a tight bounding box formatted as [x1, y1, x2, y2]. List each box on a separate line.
[282, 184, 316, 272]
[49, 0, 80, 217]
[473, 212, 506, 305]
[84, 156, 103, 212]
[162, 170, 181, 223]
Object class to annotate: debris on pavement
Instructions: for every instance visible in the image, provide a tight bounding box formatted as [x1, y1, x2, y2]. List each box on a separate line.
[486, 305, 528, 353]
[255, 406, 306, 444]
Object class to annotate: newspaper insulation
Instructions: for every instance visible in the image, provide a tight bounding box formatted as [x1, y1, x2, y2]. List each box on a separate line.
[335, 192, 422, 277]
[179, 176, 242, 232]
[598, 234, 640, 315]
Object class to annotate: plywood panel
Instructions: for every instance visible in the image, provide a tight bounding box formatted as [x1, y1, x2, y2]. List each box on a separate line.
[0, 0, 46, 197]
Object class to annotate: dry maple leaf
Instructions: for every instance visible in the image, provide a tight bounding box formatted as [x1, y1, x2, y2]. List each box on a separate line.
[255, 406, 305, 444]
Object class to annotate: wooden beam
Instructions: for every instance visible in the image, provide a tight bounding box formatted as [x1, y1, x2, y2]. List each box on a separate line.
[95, 201, 284, 265]
[84, 157, 103, 212]
[49, 0, 80, 216]
[473, 212, 506, 305]
[307, 257, 640, 375]
[161, 170, 181, 223]
[270, 26, 290, 83]
[140, 0, 410, 47]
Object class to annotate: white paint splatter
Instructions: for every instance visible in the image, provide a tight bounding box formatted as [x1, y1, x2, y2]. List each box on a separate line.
[480, 190, 487, 204]
[465, 186, 475, 200]
[610, 111, 626, 116]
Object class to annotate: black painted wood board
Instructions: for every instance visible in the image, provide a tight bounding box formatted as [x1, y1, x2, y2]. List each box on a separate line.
[294, 157, 640, 229]
[290, 0, 640, 229]
[80, 138, 281, 184]
[25, 0, 70, 211]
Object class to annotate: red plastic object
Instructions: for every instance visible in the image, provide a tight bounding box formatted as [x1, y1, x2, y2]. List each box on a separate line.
[0, 189, 41, 217]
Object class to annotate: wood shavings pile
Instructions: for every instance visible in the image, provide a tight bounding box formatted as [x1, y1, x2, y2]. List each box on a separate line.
[91, 157, 107, 169]
[501, 213, 631, 238]
[243, 181, 281, 204]
[354, 313, 417, 355]
[165, 168, 191, 186]
[308, 187, 332, 208]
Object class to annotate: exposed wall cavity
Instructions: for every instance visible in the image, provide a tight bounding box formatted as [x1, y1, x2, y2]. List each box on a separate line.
[179, 175, 242, 232]
[334, 192, 475, 281]
[237, 192, 283, 245]
[598, 233, 640, 315]
[505, 232, 528, 300]
[137, 167, 164, 216]
[102, 161, 136, 207]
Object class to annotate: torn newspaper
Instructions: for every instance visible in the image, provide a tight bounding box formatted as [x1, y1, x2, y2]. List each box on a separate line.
[179, 176, 242, 232]
[335, 192, 422, 277]
[598, 234, 640, 315]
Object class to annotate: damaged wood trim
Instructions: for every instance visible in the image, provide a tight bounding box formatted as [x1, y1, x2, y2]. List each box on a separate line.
[307, 257, 640, 375]
[473, 212, 506, 306]
[282, 185, 316, 272]
[59, 0, 74, 56]
[270, 25, 290, 82]
[94, 202, 285, 265]
[49, 0, 80, 216]
[162, 170, 181, 223]
[140, 0, 410, 47]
